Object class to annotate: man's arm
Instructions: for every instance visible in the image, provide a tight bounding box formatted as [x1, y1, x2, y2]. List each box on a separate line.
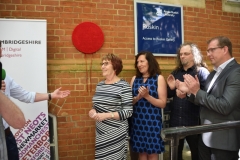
[185, 66, 240, 115]
[34, 87, 70, 102]
[0, 92, 25, 129]
[2, 76, 70, 103]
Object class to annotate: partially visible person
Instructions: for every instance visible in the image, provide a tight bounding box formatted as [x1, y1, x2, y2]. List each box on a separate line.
[0, 92, 25, 160]
[0, 92, 25, 129]
[0, 41, 25, 129]
[1, 77, 70, 160]
[130, 51, 167, 160]
[88, 53, 133, 160]
[183, 36, 240, 160]
[0, 40, 71, 160]
[166, 42, 209, 160]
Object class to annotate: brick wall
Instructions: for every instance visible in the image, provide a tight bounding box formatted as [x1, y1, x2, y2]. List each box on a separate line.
[0, 0, 240, 159]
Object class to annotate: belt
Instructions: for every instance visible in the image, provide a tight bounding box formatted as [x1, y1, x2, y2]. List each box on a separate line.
[5, 127, 11, 136]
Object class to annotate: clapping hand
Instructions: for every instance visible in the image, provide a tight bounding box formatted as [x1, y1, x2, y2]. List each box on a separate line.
[183, 74, 200, 96]
[176, 79, 189, 93]
[138, 86, 149, 98]
[176, 89, 186, 99]
[167, 74, 176, 90]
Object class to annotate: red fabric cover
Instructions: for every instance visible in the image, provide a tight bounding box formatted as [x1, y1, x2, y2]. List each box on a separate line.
[72, 22, 104, 54]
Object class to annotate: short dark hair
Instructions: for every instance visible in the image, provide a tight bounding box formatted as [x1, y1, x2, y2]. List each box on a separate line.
[102, 53, 123, 75]
[134, 51, 161, 77]
[207, 36, 232, 56]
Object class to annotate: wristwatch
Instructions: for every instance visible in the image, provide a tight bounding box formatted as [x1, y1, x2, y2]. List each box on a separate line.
[48, 93, 52, 100]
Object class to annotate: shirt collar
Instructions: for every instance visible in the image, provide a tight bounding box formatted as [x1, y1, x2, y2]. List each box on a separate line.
[181, 65, 195, 72]
[213, 57, 234, 72]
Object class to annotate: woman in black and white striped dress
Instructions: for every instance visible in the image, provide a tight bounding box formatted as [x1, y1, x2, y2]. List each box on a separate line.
[89, 53, 133, 160]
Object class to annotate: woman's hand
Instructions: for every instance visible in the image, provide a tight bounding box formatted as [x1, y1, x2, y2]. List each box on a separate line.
[138, 86, 150, 98]
[89, 109, 97, 118]
[89, 109, 109, 122]
[137, 93, 143, 100]
[94, 113, 110, 122]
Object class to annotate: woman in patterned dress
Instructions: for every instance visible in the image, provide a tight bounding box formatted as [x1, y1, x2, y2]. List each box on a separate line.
[89, 53, 133, 160]
[130, 51, 167, 160]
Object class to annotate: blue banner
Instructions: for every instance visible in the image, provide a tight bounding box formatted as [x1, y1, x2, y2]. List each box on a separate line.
[135, 1, 183, 56]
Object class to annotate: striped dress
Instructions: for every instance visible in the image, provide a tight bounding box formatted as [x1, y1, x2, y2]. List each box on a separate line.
[92, 79, 133, 160]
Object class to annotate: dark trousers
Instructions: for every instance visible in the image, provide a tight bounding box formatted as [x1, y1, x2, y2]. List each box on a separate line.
[198, 135, 238, 160]
[5, 130, 19, 160]
[178, 134, 199, 160]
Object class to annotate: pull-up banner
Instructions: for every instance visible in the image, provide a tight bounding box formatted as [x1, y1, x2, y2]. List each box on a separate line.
[0, 19, 49, 160]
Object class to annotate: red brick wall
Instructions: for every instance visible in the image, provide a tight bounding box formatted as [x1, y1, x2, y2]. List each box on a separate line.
[0, 0, 240, 159]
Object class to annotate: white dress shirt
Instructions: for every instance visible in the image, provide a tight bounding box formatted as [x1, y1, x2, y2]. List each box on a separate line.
[2, 75, 36, 129]
[207, 58, 234, 93]
[204, 57, 236, 147]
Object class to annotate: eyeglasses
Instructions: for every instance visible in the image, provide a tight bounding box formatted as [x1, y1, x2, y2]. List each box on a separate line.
[206, 46, 224, 54]
[100, 62, 109, 66]
[179, 52, 191, 56]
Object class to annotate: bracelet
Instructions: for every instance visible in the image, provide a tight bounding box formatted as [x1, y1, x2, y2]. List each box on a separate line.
[48, 93, 52, 101]
[111, 112, 114, 118]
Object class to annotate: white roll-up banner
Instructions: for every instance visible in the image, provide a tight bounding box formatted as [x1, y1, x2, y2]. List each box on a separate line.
[0, 19, 50, 159]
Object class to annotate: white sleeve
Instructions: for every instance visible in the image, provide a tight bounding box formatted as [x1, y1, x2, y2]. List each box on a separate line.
[5, 75, 36, 103]
[2, 119, 9, 129]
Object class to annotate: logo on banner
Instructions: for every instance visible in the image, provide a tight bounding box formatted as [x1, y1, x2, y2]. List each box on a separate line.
[0, 39, 41, 58]
[15, 112, 50, 160]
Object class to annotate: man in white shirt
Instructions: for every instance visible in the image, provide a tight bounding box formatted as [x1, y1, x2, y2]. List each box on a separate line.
[1, 75, 70, 160]
[0, 41, 71, 160]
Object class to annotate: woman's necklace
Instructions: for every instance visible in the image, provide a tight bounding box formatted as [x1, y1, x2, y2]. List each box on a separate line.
[142, 73, 149, 78]
[142, 75, 149, 83]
